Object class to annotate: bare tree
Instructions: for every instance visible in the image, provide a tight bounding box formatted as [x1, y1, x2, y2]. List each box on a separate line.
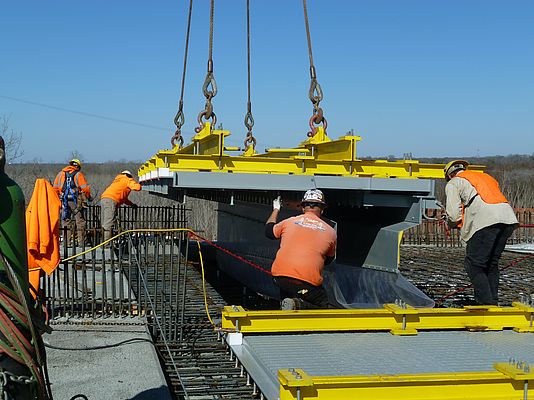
[0, 115, 23, 163]
[67, 150, 84, 163]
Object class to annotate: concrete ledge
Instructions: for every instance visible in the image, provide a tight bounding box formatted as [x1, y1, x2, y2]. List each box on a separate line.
[45, 319, 172, 400]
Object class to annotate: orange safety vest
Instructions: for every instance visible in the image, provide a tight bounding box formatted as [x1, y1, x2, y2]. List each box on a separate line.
[455, 170, 508, 228]
[457, 170, 508, 204]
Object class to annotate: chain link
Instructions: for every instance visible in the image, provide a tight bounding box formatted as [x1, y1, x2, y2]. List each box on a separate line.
[171, 100, 185, 148]
[1, 369, 36, 400]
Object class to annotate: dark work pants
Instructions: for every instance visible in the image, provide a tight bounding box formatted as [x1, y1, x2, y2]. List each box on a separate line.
[464, 223, 516, 305]
[275, 276, 331, 309]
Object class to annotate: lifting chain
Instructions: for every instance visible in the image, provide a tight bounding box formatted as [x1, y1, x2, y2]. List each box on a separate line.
[196, 0, 218, 133]
[171, 0, 193, 148]
[303, 0, 327, 137]
[243, 0, 256, 150]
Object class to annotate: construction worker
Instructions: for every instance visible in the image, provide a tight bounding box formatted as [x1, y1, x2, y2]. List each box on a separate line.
[265, 189, 337, 310]
[100, 170, 141, 241]
[444, 160, 518, 305]
[53, 159, 92, 246]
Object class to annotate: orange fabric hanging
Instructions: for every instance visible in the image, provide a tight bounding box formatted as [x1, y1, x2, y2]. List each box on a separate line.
[26, 179, 61, 296]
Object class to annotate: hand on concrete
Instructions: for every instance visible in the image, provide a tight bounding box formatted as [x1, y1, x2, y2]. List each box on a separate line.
[273, 196, 282, 210]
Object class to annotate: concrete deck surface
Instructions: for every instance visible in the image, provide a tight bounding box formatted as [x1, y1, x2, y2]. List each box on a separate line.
[44, 319, 172, 400]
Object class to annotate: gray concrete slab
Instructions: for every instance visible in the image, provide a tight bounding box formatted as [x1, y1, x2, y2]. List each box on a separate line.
[45, 320, 172, 400]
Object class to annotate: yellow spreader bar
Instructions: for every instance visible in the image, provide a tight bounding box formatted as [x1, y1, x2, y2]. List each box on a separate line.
[139, 123, 484, 179]
[278, 363, 534, 400]
[222, 303, 534, 335]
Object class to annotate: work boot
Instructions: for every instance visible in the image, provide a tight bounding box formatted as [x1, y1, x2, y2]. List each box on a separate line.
[281, 298, 303, 311]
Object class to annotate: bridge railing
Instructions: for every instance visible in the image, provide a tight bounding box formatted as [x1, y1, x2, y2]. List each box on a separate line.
[403, 208, 534, 246]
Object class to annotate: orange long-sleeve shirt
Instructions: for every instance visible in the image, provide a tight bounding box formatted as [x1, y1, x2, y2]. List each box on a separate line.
[53, 165, 91, 199]
[101, 174, 141, 205]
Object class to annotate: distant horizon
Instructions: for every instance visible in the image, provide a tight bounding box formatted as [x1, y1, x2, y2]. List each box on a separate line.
[6, 153, 534, 166]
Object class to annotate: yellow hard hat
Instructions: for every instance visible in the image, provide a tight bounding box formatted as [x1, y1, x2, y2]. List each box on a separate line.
[69, 159, 82, 168]
[444, 160, 468, 181]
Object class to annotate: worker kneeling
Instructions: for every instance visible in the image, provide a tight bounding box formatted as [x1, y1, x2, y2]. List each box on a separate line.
[265, 189, 337, 310]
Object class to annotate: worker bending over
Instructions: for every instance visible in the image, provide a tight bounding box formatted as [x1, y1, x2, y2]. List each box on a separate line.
[265, 189, 337, 310]
[100, 170, 141, 241]
[444, 160, 518, 305]
[53, 158, 92, 246]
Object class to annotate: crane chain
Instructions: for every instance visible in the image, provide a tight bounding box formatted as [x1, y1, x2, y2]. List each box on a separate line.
[242, 0, 256, 150]
[196, 0, 218, 133]
[171, 0, 193, 148]
[303, 0, 327, 137]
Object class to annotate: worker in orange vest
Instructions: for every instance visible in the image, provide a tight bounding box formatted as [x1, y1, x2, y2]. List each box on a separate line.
[100, 170, 141, 241]
[53, 158, 92, 246]
[265, 189, 337, 310]
[444, 160, 518, 305]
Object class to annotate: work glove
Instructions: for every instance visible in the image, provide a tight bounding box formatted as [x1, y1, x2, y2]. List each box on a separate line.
[273, 196, 282, 211]
[131, 203, 139, 210]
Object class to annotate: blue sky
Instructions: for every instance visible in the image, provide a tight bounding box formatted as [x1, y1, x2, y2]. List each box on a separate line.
[1, 0, 533, 163]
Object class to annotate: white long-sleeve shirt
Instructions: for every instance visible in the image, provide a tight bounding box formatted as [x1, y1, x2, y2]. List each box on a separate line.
[445, 172, 518, 243]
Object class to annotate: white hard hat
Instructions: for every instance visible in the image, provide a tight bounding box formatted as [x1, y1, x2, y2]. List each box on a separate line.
[302, 189, 326, 205]
[121, 170, 133, 176]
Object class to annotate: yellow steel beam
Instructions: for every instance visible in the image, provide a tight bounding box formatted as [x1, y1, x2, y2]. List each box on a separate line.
[138, 124, 485, 179]
[221, 303, 534, 334]
[278, 363, 534, 400]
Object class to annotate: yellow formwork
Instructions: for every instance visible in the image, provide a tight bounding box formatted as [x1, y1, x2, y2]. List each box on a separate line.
[139, 124, 484, 179]
[278, 364, 534, 400]
[221, 303, 534, 334]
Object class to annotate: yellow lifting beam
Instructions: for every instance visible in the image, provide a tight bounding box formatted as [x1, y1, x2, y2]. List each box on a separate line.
[139, 123, 485, 179]
[221, 303, 534, 335]
[278, 363, 534, 400]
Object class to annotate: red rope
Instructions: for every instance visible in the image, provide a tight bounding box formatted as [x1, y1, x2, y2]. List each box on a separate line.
[190, 233, 273, 276]
[435, 253, 534, 305]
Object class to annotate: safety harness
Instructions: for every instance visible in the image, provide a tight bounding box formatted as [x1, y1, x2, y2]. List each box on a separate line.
[60, 171, 78, 221]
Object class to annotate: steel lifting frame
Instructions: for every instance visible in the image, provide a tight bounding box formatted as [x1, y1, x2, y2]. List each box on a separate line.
[222, 303, 534, 335]
[277, 363, 534, 400]
[138, 123, 484, 181]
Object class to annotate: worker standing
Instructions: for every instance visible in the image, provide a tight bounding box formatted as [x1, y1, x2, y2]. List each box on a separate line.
[53, 159, 92, 246]
[100, 170, 141, 241]
[444, 160, 518, 305]
[265, 189, 337, 310]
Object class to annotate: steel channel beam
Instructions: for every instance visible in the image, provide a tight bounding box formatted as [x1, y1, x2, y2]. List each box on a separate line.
[222, 304, 534, 334]
[277, 365, 534, 400]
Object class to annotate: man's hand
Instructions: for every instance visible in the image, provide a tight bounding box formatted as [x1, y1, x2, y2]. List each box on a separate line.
[273, 196, 282, 211]
[131, 203, 139, 210]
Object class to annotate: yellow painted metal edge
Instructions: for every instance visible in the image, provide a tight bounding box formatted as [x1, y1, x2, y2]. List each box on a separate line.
[221, 304, 534, 334]
[278, 363, 534, 400]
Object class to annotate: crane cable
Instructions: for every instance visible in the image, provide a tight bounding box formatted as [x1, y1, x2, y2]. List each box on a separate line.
[171, 0, 194, 149]
[243, 0, 256, 151]
[302, 0, 327, 137]
[196, 0, 218, 133]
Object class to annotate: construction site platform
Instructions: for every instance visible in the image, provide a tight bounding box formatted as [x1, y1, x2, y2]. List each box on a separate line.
[44, 319, 172, 400]
[229, 330, 534, 400]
